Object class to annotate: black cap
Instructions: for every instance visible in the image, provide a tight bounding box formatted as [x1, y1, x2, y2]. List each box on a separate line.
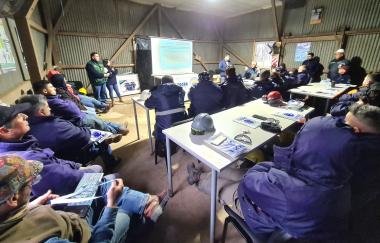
[0, 103, 32, 127]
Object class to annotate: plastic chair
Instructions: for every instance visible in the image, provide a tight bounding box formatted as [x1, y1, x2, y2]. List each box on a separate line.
[221, 205, 294, 243]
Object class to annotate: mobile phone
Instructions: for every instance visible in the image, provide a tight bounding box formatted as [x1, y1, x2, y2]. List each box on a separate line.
[211, 135, 227, 146]
[252, 114, 267, 121]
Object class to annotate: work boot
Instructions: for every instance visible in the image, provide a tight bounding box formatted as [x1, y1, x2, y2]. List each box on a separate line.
[119, 97, 123, 103]
[103, 134, 123, 145]
[110, 99, 114, 107]
[118, 127, 129, 136]
[187, 163, 202, 185]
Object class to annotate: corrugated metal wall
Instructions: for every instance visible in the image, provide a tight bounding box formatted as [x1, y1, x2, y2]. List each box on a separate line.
[282, 40, 339, 70]
[283, 0, 380, 36]
[49, 0, 223, 87]
[345, 34, 380, 73]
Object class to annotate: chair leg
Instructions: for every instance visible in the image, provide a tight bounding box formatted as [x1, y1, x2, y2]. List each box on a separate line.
[154, 140, 158, 165]
[221, 217, 231, 243]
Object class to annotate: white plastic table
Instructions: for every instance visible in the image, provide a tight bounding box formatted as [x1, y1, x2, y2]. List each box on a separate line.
[163, 100, 314, 243]
[131, 97, 154, 154]
[289, 82, 354, 114]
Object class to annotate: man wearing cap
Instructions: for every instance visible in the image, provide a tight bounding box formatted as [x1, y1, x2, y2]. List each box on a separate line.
[17, 94, 122, 166]
[335, 64, 351, 84]
[328, 49, 350, 81]
[0, 103, 102, 196]
[331, 73, 380, 117]
[188, 72, 223, 117]
[0, 155, 163, 242]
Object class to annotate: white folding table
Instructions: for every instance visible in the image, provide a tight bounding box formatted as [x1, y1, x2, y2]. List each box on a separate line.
[131, 97, 154, 154]
[289, 82, 355, 114]
[163, 100, 314, 243]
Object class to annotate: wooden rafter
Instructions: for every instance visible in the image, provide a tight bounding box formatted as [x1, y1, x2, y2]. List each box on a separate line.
[25, 0, 40, 19]
[161, 7, 208, 71]
[60, 64, 135, 69]
[29, 19, 48, 34]
[53, 0, 75, 33]
[222, 44, 250, 67]
[41, 0, 54, 71]
[271, 0, 280, 41]
[110, 4, 159, 62]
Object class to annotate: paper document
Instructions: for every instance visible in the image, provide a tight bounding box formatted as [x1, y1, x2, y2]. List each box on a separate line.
[234, 116, 261, 129]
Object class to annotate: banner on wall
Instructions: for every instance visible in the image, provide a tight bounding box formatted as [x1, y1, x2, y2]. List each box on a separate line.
[255, 41, 275, 68]
[295, 42, 311, 62]
[0, 20, 16, 74]
[115, 73, 141, 97]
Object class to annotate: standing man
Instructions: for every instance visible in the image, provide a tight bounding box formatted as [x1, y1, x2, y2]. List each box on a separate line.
[243, 61, 260, 80]
[85, 52, 109, 102]
[219, 54, 232, 81]
[328, 49, 350, 81]
[302, 52, 324, 82]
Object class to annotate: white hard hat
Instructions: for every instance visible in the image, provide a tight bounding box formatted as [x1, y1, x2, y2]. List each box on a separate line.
[336, 49, 345, 54]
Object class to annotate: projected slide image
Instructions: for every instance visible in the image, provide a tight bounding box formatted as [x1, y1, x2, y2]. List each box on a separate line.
[159, 39, 192, 70]
[151, 37, 193, 75]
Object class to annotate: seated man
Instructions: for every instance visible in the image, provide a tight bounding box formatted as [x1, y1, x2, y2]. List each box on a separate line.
[187, 104, 380, 241]
[243, 61, 260, 80]
[0, 103, 102, 196]
[50, 74, 109, 115]
[48, 72, 109, 112]
[247, 70, 275, 99]
[17, 95, 121, 166]
[0, 155, 163, 242]
[296, 65, 310, 86]
[331, 73, 380, 117]
[145, 75, 187, 143]
[32, 80, 128, 135]
[334, 64, 351, 84]
[221, 67, 250, 108]
[188, 72, 223, 117]
[283, 68, 299, 90]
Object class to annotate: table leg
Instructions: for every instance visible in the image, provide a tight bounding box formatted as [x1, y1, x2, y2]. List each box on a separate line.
[146, 109, 154, 154]
[132, 101, 140, 140]
[324, 99, 331, 114]
[210, 169, 218, 243]
[166, 136, 174, 197]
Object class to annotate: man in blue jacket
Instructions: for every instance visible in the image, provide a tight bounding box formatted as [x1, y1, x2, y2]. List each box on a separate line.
[328, 49, 350, 81]
[247, 70, 275, 99]
[32, 80, 128, 135]
[243, 61, 260, 80]
[302, 52, 324, 82]
[145, 75, 187, 142]
[188, 72, 223, 117]
[188, 104, 380, 241]
[0, 103, 101, 196]
[218, 54, 232, 80]
[17, 95, 121, 166]
[331, 73, 380, 117]
[220, 67, 250, 108]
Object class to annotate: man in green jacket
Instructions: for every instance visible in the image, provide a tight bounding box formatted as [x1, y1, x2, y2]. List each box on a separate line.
[85, 52, 110, 102]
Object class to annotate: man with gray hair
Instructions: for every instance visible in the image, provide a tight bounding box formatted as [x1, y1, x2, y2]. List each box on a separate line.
[17, 94, 121, 166]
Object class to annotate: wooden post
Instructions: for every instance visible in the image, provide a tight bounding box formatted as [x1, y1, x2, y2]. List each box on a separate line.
[41, 0, 54, 72]
[110, 4, 159, 62]
[223, 44, 250, 67]
[271, 0, 280, 42]
[14, 17, 43, 82]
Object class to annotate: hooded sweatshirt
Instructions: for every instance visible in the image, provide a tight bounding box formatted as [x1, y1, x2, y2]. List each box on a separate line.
[238, 116, 380, 240]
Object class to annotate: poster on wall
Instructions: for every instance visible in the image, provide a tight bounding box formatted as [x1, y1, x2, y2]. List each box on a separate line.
[295, 42, 311, 62]
[255, 41, 275, 68]
[115, 73, 141, 97]
[0, 20, 16, 74]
